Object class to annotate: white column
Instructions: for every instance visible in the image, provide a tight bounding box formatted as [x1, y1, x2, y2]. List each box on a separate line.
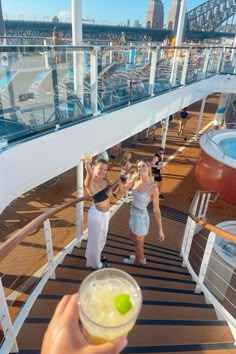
[175, 0, 186, 46]
[71, 0, 84, 102]
[161, 116, 169, 149]
[148, 47, 158, 96]
[72, 0, 84, 238]
[76, 161, 84, 239]
[195, 97, 206, 140]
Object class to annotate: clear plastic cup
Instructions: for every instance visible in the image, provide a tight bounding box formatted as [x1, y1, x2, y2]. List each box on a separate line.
[78, 268, 142, 344]
[81, 152, 93, 163]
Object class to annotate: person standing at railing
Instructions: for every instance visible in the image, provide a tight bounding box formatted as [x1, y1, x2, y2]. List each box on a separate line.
[121, 158, 165, 265]
[41, 293, 127, 354]
[119, 32, 127, 45]
[81, 153, 123, 269]
[52, 26, 61, 64]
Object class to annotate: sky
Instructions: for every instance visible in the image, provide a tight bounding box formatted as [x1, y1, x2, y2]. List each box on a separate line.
[2, 0, 203, 26]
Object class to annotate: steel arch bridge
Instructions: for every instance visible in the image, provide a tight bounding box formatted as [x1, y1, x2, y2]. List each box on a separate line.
[187, 0, 236, 32]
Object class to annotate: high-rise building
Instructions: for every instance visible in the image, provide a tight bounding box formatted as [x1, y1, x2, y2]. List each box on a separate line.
[167, 0, 181, 34]
[0, 0, 4, 36]
[145, 0, 164, 29]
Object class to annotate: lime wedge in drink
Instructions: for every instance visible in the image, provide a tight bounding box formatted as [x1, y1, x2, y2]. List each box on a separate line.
[114, 294, 132, 315]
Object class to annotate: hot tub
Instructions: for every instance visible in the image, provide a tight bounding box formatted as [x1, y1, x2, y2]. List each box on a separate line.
[205, 221, 236, 301]
[213, 221, 236, 269]
[195, 129, 236, 205]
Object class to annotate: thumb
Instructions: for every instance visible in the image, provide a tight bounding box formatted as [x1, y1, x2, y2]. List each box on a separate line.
[92, 337, 128, 354]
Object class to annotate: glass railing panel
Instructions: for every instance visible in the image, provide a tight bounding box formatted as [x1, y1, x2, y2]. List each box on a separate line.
[98, 46, 151, 111]
[0, 45, 92, 142]
[220, 48, 235, 74]
[156, 47, 173, 90]
[206, 47, 221, 78]
[185, 47, 206, 84]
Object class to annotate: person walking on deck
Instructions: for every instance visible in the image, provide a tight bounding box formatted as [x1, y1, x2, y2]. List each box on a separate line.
[151, 147, 165, 199]
[121, 158, 165, 265]
[178, 107, 189, 140]
[81, 154, 123, 269]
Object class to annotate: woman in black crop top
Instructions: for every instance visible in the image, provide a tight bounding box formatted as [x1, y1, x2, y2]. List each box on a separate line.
[81, 153, 123, 269]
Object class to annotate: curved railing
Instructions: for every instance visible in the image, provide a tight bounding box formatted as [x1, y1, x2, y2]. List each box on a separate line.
[181, 191, 236, 342]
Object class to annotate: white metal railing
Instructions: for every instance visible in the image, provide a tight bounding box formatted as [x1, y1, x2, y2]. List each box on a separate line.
[181, 190, 236, 344]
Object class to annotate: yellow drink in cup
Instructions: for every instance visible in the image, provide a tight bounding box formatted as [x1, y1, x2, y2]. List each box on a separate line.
[78, 268, 142, 344]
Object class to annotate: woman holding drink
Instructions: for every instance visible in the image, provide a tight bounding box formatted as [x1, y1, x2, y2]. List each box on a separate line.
[122, 158, 165, 265]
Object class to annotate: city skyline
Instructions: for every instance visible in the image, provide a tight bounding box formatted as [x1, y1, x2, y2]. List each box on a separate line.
[2, 0, 204, 26]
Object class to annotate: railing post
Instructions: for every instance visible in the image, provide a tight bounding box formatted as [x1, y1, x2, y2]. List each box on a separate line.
[76, 161, 84, 243]
[180, 216, 196, 263]
[109, 42, 113, 64]
[217, 47, 225, 74]
[43, 39, 49, 69]
[202, 48, 211, 79]
[148, 46, 159, 96]
[195, 230, 216, 293]
[170, 48, 178, 86]
[90, 47, 98, 115]
[182, 218, 197, 268]
[43, 219, 56, 279]
[180, 48, 190, 85]
[0, 278, 18, 353]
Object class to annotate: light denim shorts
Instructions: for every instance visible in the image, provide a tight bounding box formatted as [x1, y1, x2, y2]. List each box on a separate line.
[129, 207, 150, 236]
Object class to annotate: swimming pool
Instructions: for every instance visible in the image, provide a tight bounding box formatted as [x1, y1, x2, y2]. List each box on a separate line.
[219, 137, 236, 160]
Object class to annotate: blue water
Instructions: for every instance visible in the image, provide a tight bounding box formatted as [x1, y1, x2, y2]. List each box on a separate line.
[0, 71, 16, 88]
[219, 137, 236, 159]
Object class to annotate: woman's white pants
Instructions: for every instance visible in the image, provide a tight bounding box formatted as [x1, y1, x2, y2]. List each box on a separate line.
[85, 204, 110, 269]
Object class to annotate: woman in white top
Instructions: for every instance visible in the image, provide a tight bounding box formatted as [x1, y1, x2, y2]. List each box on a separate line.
[122, 158, 165, 265]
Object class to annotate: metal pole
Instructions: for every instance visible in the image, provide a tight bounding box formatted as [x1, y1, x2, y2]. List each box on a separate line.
[76, 161, 84, 240]
[71, 0, 84, 238]
[71, 0, 84, 102]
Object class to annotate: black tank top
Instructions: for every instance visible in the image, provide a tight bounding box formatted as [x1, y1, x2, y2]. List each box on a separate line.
[151, 154, 162, 174]
[92, 186, 110, 203]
